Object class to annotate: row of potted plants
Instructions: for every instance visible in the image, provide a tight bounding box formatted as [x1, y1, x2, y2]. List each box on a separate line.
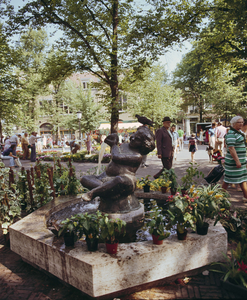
[58, 211, 126, 254]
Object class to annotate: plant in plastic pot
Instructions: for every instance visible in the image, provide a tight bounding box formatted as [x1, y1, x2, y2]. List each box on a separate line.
[58, 215, 81, 247]
[137, 175, 152, 192]
[77, 211, 103, 251]
[165, 193, 196, 240]
[145, 203, 170, 245]
[99, 215, 126, 254]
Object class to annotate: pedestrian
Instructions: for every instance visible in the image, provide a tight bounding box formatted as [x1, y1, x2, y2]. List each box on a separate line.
[1, 144, 19, 168]
[188, 133, 198, 163]
[154, 116, 173, 178]
[29, 132, 41, 162]
[86, 132, 92, 154]
[43, 135, 47, 149]
[9, 133, 21, 156]
[199, 128, 205, 145]
[215, 122, 227, 151]
[222, 116, 247, 202]
[118, 133, 123, 144]
[3, 136, 11, 151]
[170, 124, 179, 161]
[208, 122, 216, 149]
[177, 127, 184, 150]
[21, 132, 29, 160]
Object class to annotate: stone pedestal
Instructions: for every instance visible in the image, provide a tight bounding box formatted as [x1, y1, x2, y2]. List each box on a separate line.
[9, 196, 228, 299]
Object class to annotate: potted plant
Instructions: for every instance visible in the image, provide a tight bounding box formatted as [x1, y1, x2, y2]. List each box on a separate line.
[166, 193, 196, 240]
[180, 163, 203, 195]
[78, 211, 103, 251]
[211, 231, 247, 296]
[99, 214, 126, 254]
[191, 184, 231, 235]
[58, 215, 81, 247]
[0, 162, 21, 246]
[138, 175, 152, 192]
[152, 178, 171, 193]
[162, 168, 178, 195]
[145, 202, 170, 244]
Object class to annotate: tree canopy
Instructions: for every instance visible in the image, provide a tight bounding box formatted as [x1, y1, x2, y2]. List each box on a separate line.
[2, 0, 209, 133]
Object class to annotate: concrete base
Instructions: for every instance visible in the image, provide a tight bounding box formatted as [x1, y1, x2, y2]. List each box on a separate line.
[10, 196, 228, 298]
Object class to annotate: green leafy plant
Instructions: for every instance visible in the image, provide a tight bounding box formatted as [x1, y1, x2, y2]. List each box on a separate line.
[181, 163, 204, 190]
[0, 162, 21, 234]
[166, 193, 197, 234]
[145, 201, 170, 240]
[77, 211, 103, 240]
[99, 214, 126, 244]
[58, 215, 81, 241]
[138, 175, 152, 187]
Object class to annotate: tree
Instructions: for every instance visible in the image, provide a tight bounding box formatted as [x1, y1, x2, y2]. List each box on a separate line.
[40, 49, 75, 142]
[3, 0, 209, 133]
[0, 23, 20, 140]
[172, 49, 209, 122]
[126, 64, 182, 128]
[15, 28, 50, 132]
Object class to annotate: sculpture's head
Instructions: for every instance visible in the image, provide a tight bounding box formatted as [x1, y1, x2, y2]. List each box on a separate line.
[129, 126, 155, 155]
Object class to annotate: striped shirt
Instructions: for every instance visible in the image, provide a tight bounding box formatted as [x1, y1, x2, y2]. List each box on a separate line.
[224, 127, 247, 184]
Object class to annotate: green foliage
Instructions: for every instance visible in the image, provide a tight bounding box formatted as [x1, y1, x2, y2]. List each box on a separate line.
[58, 215, 81, 241]
[181, 163, 204, 190]
[0, 162, 21, 234]
[138, 175, 152, 187]
[99, 215, 126, 244]
[145, 202, 170, 240]
[77, 211, 103, 239]
[16, 168, 30, 208]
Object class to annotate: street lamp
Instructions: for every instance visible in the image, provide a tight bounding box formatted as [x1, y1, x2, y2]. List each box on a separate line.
[77, 111, 82, 149]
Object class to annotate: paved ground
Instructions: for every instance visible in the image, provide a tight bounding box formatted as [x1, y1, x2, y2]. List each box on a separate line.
[1, 144, 246, 299]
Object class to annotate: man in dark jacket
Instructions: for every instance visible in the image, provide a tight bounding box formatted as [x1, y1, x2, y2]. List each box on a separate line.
[154, 116, 173, 178]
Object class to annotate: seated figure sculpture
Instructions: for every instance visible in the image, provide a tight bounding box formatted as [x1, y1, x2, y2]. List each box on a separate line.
[81, 126, 155, 213]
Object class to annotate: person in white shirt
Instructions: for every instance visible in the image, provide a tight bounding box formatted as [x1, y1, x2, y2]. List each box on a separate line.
[29, 132, 41, 162]
[215, 122, 227, 151]
[170, 125, 179, 161]
[9, 133, 21, 156]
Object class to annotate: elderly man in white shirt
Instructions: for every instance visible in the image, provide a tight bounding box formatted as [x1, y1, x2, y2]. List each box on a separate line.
[170, 124, 179, 161]
[29, 132, 41, 162]
[215, 122, 227, 151]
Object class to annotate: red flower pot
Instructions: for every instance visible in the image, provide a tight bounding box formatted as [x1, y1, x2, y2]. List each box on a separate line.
[152, 234, 163, 245]
[106, 242, 118, 254]
[181, 189, 187, 196]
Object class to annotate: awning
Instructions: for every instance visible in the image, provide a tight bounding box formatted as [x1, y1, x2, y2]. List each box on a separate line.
[99, 122, 142, 130]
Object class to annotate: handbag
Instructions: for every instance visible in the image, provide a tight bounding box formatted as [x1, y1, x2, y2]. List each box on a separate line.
[204, 164, 224, 184]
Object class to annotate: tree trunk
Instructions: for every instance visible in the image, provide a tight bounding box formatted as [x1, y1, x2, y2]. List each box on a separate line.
[110, 0, 119, 134]
[0, 119, 2, 143]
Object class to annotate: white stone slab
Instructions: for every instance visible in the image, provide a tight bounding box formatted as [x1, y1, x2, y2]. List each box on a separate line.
[9, 196, 227, 298]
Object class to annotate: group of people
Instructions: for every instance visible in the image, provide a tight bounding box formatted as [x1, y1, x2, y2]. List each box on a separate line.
[0, 132, 41, 168]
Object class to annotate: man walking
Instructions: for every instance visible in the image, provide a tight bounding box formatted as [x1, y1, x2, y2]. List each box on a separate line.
[215, 122, 227, 151]
[177, 127, 184, 150]
[154, 116, 173, 178]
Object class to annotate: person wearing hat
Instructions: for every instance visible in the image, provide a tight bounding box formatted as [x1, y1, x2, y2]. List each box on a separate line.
[154, 116, 173, 179]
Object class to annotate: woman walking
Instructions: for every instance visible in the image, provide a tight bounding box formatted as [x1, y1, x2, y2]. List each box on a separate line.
[188, 133, 198, 162]
[222, 116, 247, 202]
[199, 129, 204, 145]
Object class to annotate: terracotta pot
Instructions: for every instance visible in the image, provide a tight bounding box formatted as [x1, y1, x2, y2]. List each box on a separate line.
[152, 234, 163, 245]
[64, 232, 75, 247]
[86, 237, 98, 252]
[171, 189, 177, 195]
[143, 185, 150, 193]
[161, 187, 168, 194]
[196, 222, 209, 235]
[106, 242, 118, 254]
[177, 229, 188, 240]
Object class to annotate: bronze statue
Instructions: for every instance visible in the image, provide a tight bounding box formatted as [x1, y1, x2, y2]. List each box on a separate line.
[80, 126, 155, 213]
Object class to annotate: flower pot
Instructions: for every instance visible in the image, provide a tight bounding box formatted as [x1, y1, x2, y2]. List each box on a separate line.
[170, 188, 177, 195]
[4, 232, 10, 247]
[161, 187, 168, 194]
[152, 234, 163, 245]
[196, 222, 209, 235]
[220, 276, 247, 297]
[21, 201, 27, 211]
[177, 229, 188, 240]
[86, 237, 99, 252]
[106, 242, 118, 254]
[143, 185, 150, 193]
[63, 232, 75, 247]
[181, 189, 187, 196]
